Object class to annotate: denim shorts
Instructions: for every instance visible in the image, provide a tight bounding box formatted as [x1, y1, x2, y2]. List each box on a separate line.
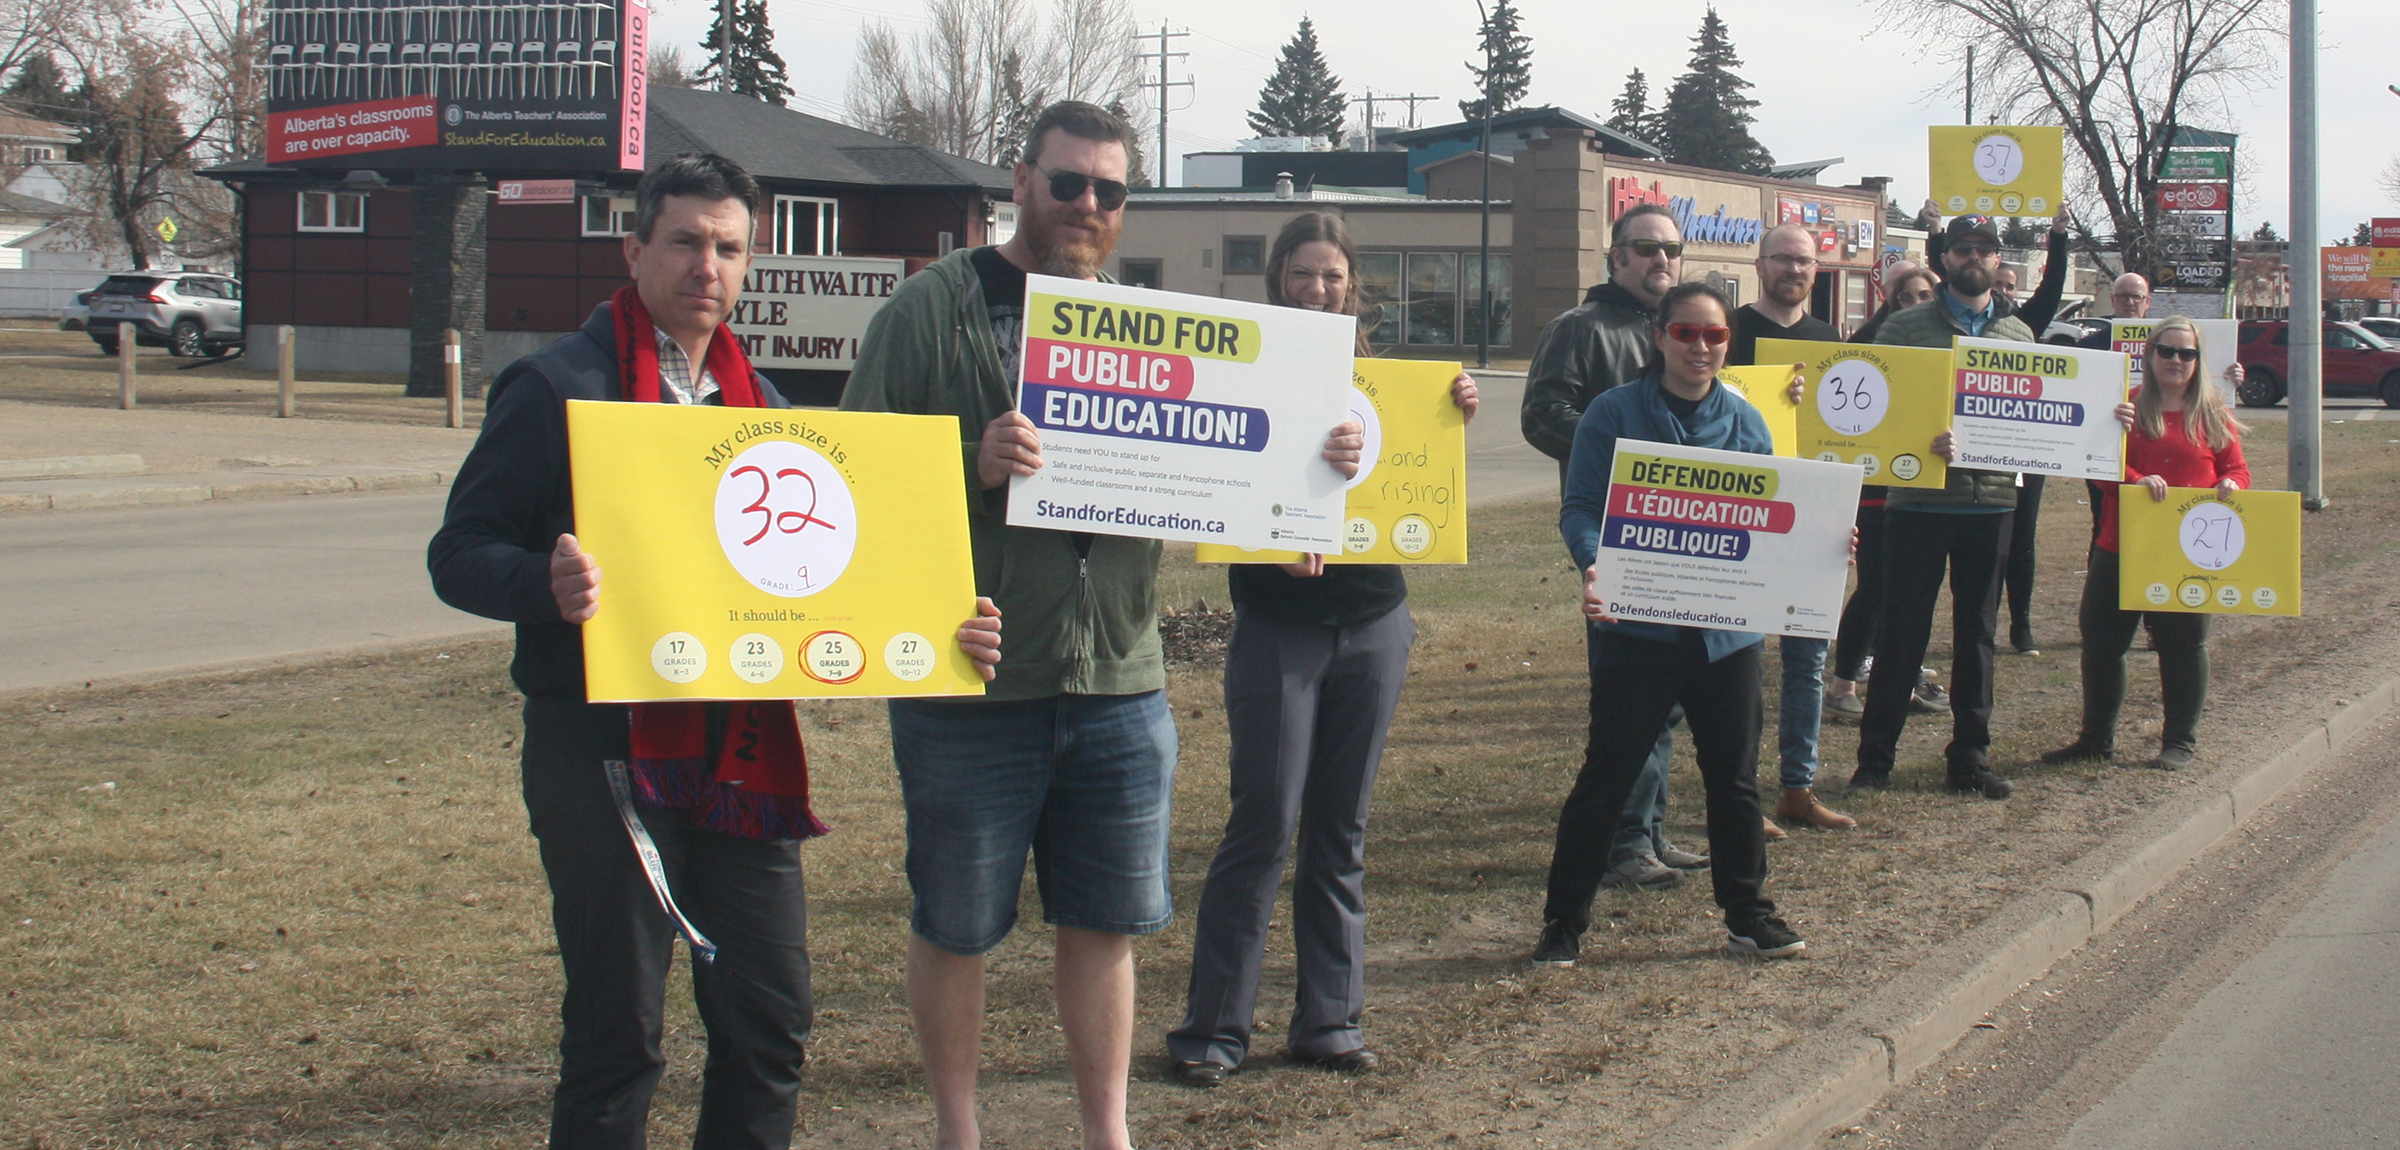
[887, 690, 1178, 955]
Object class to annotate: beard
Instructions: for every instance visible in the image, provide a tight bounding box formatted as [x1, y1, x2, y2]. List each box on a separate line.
[1950, 263, 1993, 296]
[1025, 205, 1122, 278]
[1767, 276, 1811, 307]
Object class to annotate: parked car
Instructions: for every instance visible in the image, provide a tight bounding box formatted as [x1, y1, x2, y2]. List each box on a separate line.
[2043, 316, 2112, 346]
[84, 272, 244, 359]
[59, 289, 91, 332]
[2356, 316, 2400, 344]
[2233, 320, 2400, 408]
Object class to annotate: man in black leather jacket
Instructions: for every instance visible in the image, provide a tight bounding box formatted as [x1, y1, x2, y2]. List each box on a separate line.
[1520, 202, 1700, 891]
[1520, 202, 1681, 483]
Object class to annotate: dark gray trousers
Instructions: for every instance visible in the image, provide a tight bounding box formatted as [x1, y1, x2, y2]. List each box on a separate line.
[522, 699, 813, 1150]
[1168, 603, 1415, 1068]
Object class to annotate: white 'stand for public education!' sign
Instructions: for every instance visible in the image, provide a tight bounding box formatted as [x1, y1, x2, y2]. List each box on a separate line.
[1006, 275, 1353, 550]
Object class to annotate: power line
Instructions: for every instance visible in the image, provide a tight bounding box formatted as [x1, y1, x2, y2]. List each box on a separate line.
[1133, 23, 1191, 186]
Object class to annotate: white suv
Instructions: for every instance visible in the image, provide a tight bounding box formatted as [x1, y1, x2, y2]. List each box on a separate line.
[85, 272, 245, 358]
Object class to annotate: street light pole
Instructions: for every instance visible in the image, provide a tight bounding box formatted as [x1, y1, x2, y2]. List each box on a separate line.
[1473, 0, 1493, 369]
[2289, 0, 2325, 509]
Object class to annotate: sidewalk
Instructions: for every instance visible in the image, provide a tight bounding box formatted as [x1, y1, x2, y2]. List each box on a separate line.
[0, 399, 476, 514]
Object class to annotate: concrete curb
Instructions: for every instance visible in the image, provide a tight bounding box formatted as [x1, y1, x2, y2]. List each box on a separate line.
[0, 453, 144, 480]
[1646, 673, 2400, 1150]
[0, 465, 449, 513]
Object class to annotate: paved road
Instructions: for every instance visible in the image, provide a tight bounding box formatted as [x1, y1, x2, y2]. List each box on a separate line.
[1826, 712, 2400, 1150]
[0, 490, 501, 693]
[1461, 369, 1561, 507]
[2233, 398, 2396, 421]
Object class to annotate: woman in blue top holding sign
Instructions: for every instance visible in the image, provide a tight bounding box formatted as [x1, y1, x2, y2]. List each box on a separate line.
[1529, 280, 1807, 968]
[1168, 212, 1479, 1086]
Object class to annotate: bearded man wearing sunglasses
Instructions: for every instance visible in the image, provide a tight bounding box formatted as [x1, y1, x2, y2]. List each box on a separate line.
[1859, 215, 2038, 801]
[1520, 202, 1710, 893]
[842, 101, 1168, 1150]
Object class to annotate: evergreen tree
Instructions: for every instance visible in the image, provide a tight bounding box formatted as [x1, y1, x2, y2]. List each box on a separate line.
[992, 51, 1044, 166]
[2349, 220, 2372, 247]
[1656, 7, 1773, 173]
[4, 52, 75, 124]
[699, 0, 794, 107]
[1459, 0, 1532, 122]
[1604, 68, 1654, 142]
[1109, 99, 1151, 187]
[1247, 17, 1345, 142]
[2000, 217, 2041, 247]
[2251, 219, 2280, 243]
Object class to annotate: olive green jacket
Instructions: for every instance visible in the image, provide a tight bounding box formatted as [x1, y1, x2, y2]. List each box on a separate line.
[840, 248, 1164, 701]
[1875, 297, 2037, 511]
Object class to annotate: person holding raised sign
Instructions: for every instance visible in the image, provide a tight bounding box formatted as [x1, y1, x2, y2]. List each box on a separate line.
[1167, 211, 1479, 1088]
[1532, 280, 1807, 968]
[2042, 317, 2248, 772]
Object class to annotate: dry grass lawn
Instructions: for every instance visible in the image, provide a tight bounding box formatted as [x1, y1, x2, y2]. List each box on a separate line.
[4, 424, 2397, 1148]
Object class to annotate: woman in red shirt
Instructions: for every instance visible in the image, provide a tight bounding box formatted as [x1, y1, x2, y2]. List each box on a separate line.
[2044, 316, 2249, 771]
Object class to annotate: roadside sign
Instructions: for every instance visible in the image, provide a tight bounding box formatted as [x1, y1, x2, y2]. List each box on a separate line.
[155, 217, 178, 243]
[2372, 218, 2400, 248]
[498, 179, 578, 204]
[2156, 183, 2231, 212]
[2162, 150, 2232, 180]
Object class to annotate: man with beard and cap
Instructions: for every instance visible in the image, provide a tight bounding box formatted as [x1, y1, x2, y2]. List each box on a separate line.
[1727, 222, 1855, 833]
[839, 100, 1182, 1150]
[1519, 202, 1710, 892]
[1859, 214, 2037, 801]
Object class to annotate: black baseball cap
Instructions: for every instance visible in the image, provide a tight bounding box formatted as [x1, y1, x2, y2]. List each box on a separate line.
[1946, 215, 2001, 245]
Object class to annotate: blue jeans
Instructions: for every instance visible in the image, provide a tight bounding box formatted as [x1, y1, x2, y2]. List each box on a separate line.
[887, 691, 1178, 955]
[1778, 636, 1828, 790]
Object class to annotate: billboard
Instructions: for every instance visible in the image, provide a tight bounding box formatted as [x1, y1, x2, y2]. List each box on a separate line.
[725, 256, 909, 373]
[263, 0, 650, 171]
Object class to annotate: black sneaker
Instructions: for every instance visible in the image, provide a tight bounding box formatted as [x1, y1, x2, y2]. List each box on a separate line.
[1292, 1047, 1380, 1074]
[2010, 622, 2039, 655]
[2040, 740, 2112, 765]
[2148, 746, 2195, 771]
[1847, 767, 1892, 792]
[1530, 919, 1582, 966]
[1947, 768, 2014, 799]
[1727, 916, 1806, 959]
[1169, 1059, 1230, 1088]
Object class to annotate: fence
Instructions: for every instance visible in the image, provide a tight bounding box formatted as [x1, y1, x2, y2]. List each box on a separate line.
[0, 268, 103, 320]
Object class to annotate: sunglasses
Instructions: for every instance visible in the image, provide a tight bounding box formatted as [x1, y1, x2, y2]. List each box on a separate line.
[1663, 322, 1732, 347]
[1951, 242, 1999, 258]
[2152, 345, 2200, 362]
[1619, 240, 1685, 260]
[1038, 167, 1129, 211]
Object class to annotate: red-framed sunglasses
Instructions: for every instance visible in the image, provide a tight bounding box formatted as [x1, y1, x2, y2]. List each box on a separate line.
[1664, 323, 1733, 347]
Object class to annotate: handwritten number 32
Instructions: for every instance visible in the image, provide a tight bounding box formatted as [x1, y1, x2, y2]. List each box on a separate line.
[731, 464, 840, 546]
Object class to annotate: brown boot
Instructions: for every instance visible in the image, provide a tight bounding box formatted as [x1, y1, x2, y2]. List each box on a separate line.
[1761, 815, 1787, 842]
[1776, 787, 1857, 830]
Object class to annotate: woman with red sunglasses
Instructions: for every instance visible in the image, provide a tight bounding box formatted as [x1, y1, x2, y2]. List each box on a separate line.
[2043, 316, 2247, 772]
[1531, 280, 1806, 967]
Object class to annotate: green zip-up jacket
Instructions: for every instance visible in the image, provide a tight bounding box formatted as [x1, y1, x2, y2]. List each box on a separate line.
[840, 248, 1164, 701]
[1875, 296, 2036, 511]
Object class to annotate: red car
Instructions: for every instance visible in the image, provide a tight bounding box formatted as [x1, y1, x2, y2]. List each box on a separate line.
[2234, 320, 2400, 408]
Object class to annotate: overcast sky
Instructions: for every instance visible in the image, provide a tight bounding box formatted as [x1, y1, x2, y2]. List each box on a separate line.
[655, 0, 2400, 238]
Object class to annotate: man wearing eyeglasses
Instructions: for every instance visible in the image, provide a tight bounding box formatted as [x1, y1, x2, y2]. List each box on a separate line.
[1728, 223, 1856, 833]
[1521, 202, 1708, 892]
[842, 101, 1165, 1150]
[1859, 215, 2035, 800]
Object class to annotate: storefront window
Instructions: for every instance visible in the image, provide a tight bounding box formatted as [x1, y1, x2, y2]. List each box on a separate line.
[1406, 252, 1458, 345]
[1355, 251, 1401, 345]
[1461, 253, 1512, 347]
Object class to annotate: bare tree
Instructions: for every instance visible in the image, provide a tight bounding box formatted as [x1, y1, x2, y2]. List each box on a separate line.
[57, 15, 222, 270]
[650, 42, 697, 89]
[0, 0, 75, 90]
[845, 0, 1140, 165]
[2383, 154, 2400, 209]
[1870, 0, 2283, 278]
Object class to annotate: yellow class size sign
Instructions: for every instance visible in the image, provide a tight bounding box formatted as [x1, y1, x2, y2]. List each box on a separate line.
[1194, 358, 1468, 565]
[567, 401, 987, 701]
[1757, 339, 1953, 488]
[1929, 125, 2065, 218]
[2115, 487, 2301, 616]
[1717, 365, 1800, 457]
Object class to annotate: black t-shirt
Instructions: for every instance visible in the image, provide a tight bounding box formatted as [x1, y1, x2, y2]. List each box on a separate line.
[1729, 304, 1841, 368]
[971, 246, 1093, 555]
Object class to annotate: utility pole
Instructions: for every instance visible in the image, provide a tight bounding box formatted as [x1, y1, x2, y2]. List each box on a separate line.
[1134, 24, 1192, 186]
[1394, 92, 1440, 129]
[1964, 44, 1975, 124]
[2289, 0, 2325, 508]
[1473, 0, 1493, 369]
[1350, 90, 1379, 149]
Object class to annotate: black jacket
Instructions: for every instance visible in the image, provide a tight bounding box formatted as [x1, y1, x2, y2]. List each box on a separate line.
[427, 303, 787, 701]
[1519, 280, 1658, 472]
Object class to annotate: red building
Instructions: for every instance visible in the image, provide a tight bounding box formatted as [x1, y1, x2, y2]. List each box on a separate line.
[209, 87, 1012, 400]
